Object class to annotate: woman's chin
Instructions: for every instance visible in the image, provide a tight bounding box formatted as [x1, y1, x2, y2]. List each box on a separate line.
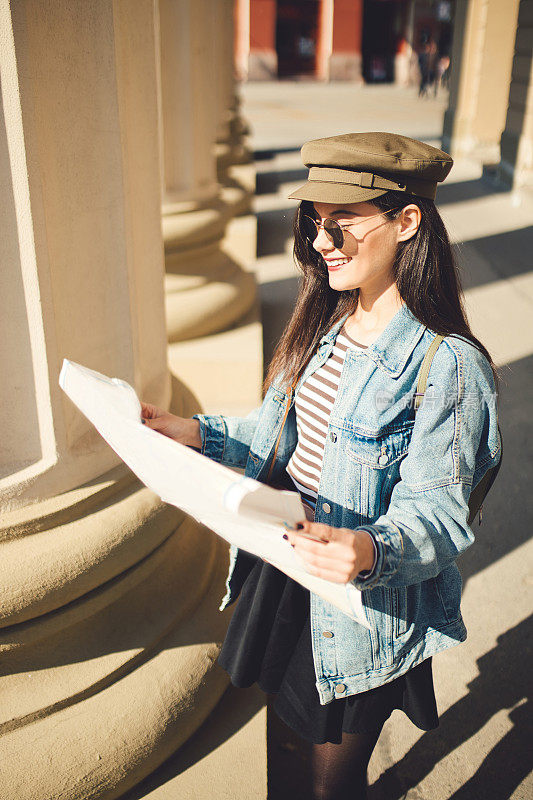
[328, 270, 360, 290]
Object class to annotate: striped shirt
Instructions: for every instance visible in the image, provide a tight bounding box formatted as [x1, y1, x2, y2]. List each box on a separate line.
[286, 323, 367, 514]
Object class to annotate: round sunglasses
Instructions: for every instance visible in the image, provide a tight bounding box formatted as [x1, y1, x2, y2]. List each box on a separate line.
[301, 208, 396, 250]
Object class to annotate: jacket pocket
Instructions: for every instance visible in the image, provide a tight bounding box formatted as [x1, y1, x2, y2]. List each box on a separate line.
[344, 424, 413, 518]
[392, 586, 408, 637]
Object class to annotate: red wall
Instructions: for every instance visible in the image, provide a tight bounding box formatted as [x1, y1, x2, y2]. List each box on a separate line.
[332, 0, 363, 53]
[250, 0, 277, 51]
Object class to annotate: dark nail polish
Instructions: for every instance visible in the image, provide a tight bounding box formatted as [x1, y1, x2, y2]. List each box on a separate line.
[141, 419, 146, 425]
[295, 522, 304, 530]
[282, 534, 288, 540]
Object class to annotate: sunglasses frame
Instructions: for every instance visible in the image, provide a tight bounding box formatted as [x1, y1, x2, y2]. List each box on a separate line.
[301, 208, 396, 249]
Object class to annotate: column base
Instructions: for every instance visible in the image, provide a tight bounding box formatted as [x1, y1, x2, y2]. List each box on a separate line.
[120, 684, 267, 800]
[163, 202, 258, 343]
[328, 53, 363, 82]
[0, 463, 235, 800]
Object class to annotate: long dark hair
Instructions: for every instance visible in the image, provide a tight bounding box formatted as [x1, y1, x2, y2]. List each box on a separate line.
[262, 191, 498, 396]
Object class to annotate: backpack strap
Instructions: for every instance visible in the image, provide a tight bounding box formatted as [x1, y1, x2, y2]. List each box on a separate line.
[414, 334, 445, 411]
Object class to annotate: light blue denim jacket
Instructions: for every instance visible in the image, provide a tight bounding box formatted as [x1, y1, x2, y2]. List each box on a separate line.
[193, 305, 501, 704]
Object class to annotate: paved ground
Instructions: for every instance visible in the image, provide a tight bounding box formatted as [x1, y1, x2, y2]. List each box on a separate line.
[239, 82, 533, 800]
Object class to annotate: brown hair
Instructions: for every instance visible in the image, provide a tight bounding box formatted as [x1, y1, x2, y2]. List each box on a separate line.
[262, 192, 498, 397]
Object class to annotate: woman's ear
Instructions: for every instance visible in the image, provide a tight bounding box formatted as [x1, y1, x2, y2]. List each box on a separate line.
[396, 204, 421, 242]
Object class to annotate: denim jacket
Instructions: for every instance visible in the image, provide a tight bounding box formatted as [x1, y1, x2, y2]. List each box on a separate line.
[193, 305, 501, 704]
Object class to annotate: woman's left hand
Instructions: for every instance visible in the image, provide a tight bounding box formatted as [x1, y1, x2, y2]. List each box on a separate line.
[285, 521, 375, 583]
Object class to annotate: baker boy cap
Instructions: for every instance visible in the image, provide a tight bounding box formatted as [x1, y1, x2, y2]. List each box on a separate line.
[288, 132, 453, 204]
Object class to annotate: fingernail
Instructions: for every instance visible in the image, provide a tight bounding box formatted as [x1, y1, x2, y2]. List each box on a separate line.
[295, 522, 304, 530]
[141, 419, 146, 424]
[282, 534, 288, 540]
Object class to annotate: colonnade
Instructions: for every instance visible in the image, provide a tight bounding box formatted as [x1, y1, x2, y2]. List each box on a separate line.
[443, 0, 533, 198]
[0, 2, 262, 798]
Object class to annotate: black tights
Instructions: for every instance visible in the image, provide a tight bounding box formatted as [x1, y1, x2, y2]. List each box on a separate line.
[310, 728, 382, 800]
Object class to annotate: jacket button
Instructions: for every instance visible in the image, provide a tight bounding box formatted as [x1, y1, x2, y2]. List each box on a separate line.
[330, 431, 337, 442]
[378, 453, 388, 465]
[334, 683, 346, 695]
[322, 502, 331, 513]
[322, 630, 334, 638]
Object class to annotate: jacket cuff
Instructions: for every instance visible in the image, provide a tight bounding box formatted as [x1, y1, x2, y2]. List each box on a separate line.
[191, 413, 226, 462]
[357, 536, 378, 580]
[351, 522, 404, 589]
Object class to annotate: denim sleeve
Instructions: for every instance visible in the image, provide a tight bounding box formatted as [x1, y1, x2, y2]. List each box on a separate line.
[192, 405, 262, 469]
[352, 340, 501, 590]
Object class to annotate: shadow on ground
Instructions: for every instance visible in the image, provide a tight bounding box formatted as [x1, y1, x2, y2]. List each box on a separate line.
[267, 615, 532, 800]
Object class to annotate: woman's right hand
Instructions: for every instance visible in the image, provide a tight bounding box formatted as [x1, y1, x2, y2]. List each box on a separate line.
[140, 402, 202, 449]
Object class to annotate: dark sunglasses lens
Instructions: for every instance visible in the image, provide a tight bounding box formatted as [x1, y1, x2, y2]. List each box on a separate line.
[301, 216, 319, 241]
[324, 219, 344, 249]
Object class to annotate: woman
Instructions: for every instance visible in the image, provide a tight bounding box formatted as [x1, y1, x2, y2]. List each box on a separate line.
[141, 133, 501, 799]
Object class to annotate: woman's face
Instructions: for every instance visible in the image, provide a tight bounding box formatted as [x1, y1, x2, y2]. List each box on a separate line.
[309, 201, 409, 296]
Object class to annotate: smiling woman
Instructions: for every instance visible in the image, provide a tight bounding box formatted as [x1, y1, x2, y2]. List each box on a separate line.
[222, 132, 499, 798]
[143, 132, 502, 800]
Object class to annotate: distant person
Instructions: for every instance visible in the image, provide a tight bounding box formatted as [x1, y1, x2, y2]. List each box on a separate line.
[436, 54, 451, 93]
[418, 33, 438, 97]
[141, 133, 501, 800]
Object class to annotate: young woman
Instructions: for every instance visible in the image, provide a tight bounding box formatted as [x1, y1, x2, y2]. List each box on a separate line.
[141, 133, 501, 799]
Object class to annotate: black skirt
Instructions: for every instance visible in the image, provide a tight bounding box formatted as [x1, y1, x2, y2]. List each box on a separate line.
[217, 553, 439, 745]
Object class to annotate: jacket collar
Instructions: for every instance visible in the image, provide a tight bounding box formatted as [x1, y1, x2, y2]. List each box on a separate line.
[320, 304, 426, 378]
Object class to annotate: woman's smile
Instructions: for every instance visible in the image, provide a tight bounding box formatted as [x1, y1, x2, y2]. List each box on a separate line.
[324, 256, 352, 270]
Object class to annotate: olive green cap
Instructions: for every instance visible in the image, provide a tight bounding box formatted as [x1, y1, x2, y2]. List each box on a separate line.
[288, 132, 453, 204]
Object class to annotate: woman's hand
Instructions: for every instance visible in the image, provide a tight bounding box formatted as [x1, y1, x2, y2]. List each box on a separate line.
[140, 402, 202, 449]
[285, 521, 376, 583]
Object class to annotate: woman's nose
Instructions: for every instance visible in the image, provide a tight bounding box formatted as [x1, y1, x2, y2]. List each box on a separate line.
[313, 225, 334, 253]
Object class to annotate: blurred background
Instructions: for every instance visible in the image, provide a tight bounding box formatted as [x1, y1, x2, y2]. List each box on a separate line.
[235, 0, 452, 86]
[1, 2, 531, 799]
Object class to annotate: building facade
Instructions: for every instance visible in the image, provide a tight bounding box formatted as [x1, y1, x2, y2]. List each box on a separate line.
[235, 0, 454, 84]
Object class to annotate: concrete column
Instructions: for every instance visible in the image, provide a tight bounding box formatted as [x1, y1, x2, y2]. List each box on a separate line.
[0, 2, 232, 797]
[159, 0, 257, 342]
[442, 0, 520, 162]
[394, 0, 416, 87]
[316, 0, 334, 81]
[214, 0, 236, 143]
[498, 0, 533, 196]
[234, 0, 251, 81]
[215, 0, 256, 224]
[216, 0, 250, 181]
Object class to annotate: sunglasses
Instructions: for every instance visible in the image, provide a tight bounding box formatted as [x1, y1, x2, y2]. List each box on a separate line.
[301, 208, 396, 250]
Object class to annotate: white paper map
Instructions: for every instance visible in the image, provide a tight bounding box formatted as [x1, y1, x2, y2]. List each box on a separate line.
[59, 359, 369, 627]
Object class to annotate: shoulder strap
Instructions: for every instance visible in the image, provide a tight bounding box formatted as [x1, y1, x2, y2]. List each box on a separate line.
[413, 333, 503, 524]
[414, 334, 445, 412]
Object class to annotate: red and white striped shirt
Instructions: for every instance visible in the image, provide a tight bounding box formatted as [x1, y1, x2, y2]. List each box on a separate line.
[286, 323, 366, 514]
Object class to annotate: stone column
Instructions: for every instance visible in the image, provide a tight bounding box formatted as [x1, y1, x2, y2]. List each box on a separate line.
[0, 2, 231, 798]
[498, 0, 533, 195]
[234, 0, 251, 81]
[215, 0, 256, 227]
[442, 0, 520, 162]
[394, 0, 415, 87]
[159, 0, 257, 343]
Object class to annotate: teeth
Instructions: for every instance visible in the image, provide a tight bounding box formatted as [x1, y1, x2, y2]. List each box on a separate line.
[327, 258, 350, 267]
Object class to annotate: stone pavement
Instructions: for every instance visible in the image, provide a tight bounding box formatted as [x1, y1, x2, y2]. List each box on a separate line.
[239, 82, 533, 800]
